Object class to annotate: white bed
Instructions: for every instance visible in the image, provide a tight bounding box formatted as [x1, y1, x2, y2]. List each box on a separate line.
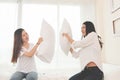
[0, 63, 120, 80]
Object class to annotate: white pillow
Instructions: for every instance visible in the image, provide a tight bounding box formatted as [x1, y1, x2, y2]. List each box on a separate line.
[36, 19, 55, 63]
[59, 19, 72, 55]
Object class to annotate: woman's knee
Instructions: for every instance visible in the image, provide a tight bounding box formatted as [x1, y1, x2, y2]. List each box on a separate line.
[26, 72, 38, 80]
[10, 72, 24, 80]
[69, 72, 84, 80]
[69, 77, 74, 80]
[69, 75, 80, 80]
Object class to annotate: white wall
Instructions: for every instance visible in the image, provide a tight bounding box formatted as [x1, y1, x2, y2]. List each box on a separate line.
[80, 0, 96, 25]
[0, 0, 17, 3]
[22, 0, 94, 5]
[95, 0, 105, 62]
[95, 0, 120, 65]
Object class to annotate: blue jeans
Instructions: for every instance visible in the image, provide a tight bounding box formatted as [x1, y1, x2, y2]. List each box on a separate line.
[10, 71, 38, 80]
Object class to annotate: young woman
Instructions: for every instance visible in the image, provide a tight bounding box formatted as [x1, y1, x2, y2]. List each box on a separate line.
[10, 28, 43, 80]
[63, 21, 104, 80]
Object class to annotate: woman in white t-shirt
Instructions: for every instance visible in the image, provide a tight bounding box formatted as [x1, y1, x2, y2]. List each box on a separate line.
[63, 21, 104, 80]
[10, 28, 43, 80]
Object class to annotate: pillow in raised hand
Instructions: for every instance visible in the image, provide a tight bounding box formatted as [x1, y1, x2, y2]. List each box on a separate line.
[59, 18, 72, 55]
[36, 19, 55, 63]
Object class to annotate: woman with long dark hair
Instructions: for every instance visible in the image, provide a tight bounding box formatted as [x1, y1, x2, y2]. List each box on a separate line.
[10, 28, 43, 80]
[63, 21, 104, 80]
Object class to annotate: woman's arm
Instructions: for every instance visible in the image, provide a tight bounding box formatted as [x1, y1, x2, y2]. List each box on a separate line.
[62, 33, 80, 58]
[62, 33, 74, 44]
[70, 48, 80, 58]
[24, 37, 43, 57]
[63, 32, 95, 49]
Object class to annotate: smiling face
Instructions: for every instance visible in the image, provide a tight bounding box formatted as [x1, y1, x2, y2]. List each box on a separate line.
[21, 30, 29, 43]
[81, 24, 86, 36]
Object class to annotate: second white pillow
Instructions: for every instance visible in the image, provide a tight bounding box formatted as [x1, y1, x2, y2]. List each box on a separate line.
[59, 19, 72, 55]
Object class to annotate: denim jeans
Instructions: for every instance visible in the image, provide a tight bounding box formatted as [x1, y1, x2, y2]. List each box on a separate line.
[69, 66, 104, 80]
[10, 71, 38, 80]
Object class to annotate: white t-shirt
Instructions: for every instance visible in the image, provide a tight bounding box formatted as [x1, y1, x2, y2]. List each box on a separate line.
[16, 43, 37, 73]
[71, 32, 103, 71]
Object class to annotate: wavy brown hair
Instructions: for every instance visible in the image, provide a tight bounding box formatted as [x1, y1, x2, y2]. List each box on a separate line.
[11, 28, 24, 63]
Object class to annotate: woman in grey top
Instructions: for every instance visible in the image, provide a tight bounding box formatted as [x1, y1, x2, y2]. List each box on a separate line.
[10, 28, 43, 80]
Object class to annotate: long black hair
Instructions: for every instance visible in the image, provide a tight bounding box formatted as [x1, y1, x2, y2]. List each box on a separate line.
[11, 28, 24, 63]
[83, 21, 103, 48]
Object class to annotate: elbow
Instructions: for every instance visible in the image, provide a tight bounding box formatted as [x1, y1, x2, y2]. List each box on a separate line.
[71, 41, 81, 49]
[71, 52, 79, 59]
[26, 54, 33, 57]
[24, 53, 34, 57]
[72, 55, 79, 59]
